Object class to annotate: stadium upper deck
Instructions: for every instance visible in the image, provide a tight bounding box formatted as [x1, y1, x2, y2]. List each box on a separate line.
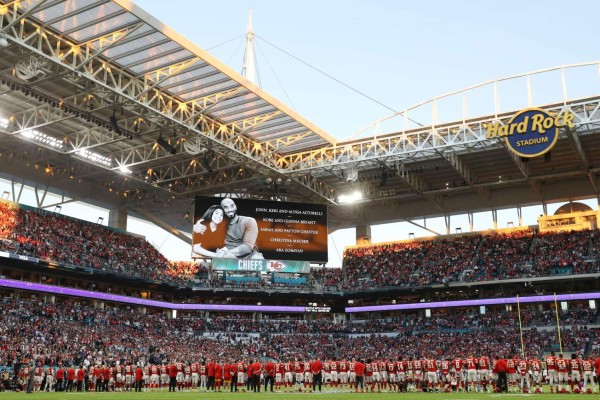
[0, 0, 599, 238]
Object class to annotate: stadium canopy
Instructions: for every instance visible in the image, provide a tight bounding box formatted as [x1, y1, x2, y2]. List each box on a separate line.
[1, 0, 600, 238]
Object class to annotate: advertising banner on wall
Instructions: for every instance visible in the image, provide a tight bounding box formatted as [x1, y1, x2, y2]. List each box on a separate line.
[211, 258, 311, 274]
[192, 197, 328, 263]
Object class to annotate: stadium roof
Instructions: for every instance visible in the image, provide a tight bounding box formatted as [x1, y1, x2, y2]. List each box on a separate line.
[0, 0, 599, 240]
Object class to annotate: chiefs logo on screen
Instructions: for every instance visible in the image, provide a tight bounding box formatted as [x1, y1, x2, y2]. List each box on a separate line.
[267, 260, 286, 272]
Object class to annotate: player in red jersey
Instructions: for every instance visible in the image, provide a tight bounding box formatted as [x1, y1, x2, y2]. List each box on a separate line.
[387, 358, 396, 392]
[18, 364, 30, 391]
[556, 353, 569, 393]
[412, 357, 423, 391]
[569, 354, 582, 393]
[406, 357, 415, 391]
[348, 358, 357, 391]
[34, 364, 43, 392]
[182, 363, 190, 392]
[529, 357, 543, 393]
[581, 357, 595, 393]
[451, 356, 464, 392]
[114, 363, 123, 392]
[364, 359, 373, 392]
[159, 363, 168, 391]
[370, 360, 381, 392]
[396, 357, 407, 392]
[506, 356, 518, 393]
[148, 364, 158, 391]
[516, 357, 529, 393]
[236, 361, 246, 392]
[465, 354, 477, 392]
[439, 359, 451, 392]
[594, 355, 600, 393]
[322, 359, 331, 392]
[140, 364, 148, 392]
[283, 359, 293, 392]
[190, 361, 199, 391]
[294, 358, 304, 392]
[339, 358, 349, 391]
[329, 357, 338, 391]
[274, 359, 283, 392]
[303, 359, 312, 392]
[200, 360, 209, 391]
[425, 357, 438, 392]
[545, 351, 557, 393]
[379, 359, 388, 392]
[478, 355, 490, 393]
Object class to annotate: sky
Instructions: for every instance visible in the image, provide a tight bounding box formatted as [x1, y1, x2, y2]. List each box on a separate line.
[3, 0, 600, 267]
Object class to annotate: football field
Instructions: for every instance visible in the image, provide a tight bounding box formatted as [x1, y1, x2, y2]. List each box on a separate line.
[0, 391, 593, 399]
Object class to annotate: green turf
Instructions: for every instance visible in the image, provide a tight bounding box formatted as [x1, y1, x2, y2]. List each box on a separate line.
[0, 391, 594, 399]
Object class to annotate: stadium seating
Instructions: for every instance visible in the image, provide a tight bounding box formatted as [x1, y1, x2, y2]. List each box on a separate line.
[344, 228, 600, 290]
[3, 199, 600, 293]
[0, 295, 597, 372]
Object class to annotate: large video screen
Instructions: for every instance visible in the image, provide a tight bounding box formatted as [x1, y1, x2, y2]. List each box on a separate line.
[192, 197, 328, 262]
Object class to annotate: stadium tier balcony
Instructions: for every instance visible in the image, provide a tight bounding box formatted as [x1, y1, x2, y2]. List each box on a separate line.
[343, 228, 600, 290]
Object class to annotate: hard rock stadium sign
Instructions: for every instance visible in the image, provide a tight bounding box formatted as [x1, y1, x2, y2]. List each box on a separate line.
[485, 107, 574, 158]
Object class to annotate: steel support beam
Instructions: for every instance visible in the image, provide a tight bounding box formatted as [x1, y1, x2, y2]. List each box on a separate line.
[0, 11, 337, 203]
[440, 150, 490, 202]
[132, 207, 192, 245]
[565, 125, 599, 194]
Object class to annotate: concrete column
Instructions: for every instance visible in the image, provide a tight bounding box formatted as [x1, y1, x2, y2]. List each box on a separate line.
[108, 209, 128, 231]
[468, 212, 474, 232]
[355, 224, 371, 246]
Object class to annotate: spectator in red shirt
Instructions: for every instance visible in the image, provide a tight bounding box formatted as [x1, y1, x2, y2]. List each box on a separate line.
[56, 366, 65, 392]
[214, 362, 223, 392]
[311, 357, 323, 392]
[169, 362, 177, 392]
[66, 367, 75, 392]
[77, 367, 85, 392]
[495, 355, 508, 393]
[252, 360, 262, 392]
[207, 359, 215, 391]
[134, 365, 143, 392]
[246, 360, 254, 392]
[264, 360, 275, 392]
[355, 360, 365, 393]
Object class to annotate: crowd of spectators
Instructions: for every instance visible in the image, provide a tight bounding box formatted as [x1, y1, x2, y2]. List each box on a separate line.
[1, 295, 597, 375]
[344, 228, 600, 290]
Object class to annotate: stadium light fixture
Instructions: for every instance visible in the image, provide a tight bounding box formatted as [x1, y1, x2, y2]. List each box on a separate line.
[118, 165, 132, 174]
[338, 191, 363, 204]
[76, 149, 111, 167]
[20, 129, 64, 150]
